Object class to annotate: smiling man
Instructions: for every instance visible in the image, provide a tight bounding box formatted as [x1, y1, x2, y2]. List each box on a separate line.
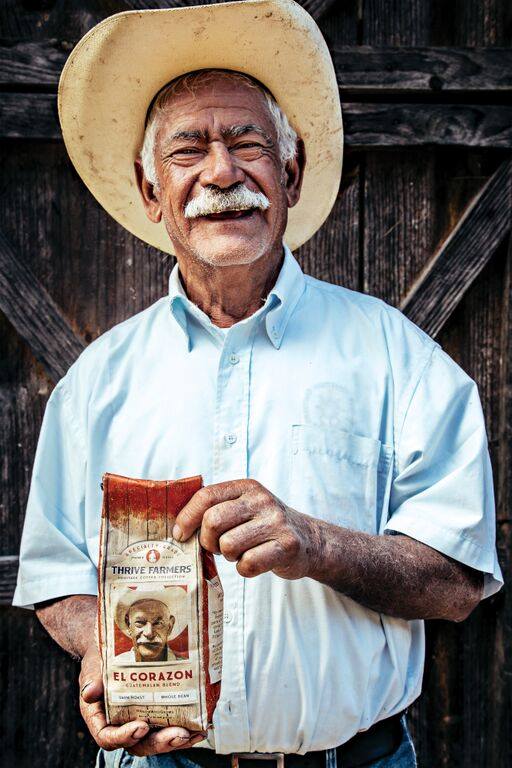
[12, 3, 503, 768]
[114, 596, 177, 664]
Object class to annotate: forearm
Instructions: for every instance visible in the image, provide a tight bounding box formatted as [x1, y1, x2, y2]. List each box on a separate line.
[35, 594, 97, 659]
[307, 519, 483, 621]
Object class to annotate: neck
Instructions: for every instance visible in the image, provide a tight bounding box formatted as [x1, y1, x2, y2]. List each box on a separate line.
[175, 244, 285, 328]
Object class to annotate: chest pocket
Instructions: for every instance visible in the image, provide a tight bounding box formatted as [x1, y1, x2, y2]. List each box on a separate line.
[290, 424, 394, 534]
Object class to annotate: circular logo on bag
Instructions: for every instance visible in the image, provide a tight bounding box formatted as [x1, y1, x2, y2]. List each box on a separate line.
[146, 548, 161, 563]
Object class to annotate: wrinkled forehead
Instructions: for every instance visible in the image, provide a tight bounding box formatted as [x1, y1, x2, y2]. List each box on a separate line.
[146, 68, 272, 126]
[128, 599, 171, 618]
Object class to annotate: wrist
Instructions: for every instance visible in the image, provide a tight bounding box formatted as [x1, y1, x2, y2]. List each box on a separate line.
[301, 514, 326, 580]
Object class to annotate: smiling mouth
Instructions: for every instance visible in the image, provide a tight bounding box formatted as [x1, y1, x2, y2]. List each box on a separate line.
[199, 208, 258, 221]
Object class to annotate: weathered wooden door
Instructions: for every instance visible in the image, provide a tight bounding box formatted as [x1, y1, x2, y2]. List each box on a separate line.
[1, 1, 511, 766]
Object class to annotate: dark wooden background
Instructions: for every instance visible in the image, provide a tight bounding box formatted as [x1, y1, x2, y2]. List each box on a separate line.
[1, 1, 511, 766]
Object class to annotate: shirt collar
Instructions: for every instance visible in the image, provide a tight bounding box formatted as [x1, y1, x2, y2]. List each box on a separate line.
[168, 242, 305, 350]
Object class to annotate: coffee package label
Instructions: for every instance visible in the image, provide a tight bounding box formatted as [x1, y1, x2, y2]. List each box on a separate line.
[98, 473, 223, 730]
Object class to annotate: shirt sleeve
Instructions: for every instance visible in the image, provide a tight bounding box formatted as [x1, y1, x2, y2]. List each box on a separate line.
[12, 377, 97, 609]
[384, 343, 503, 599]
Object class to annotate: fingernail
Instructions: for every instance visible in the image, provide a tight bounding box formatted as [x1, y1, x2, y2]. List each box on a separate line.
[133, 725, 149, 739]
[80, 681, 92, 695]
[172, 733, 190, 741]
[172, 524, 182, 541]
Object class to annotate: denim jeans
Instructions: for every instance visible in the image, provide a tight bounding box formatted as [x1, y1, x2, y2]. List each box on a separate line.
[97, 717, 417, 768]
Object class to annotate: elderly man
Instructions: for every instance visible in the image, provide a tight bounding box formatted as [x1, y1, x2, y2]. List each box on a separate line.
[13, 2, 502, 768]
[114, 593, 178, 664]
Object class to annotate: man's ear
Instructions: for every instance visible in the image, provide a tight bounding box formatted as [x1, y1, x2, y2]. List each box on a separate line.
[134, 157, 162, 223]
[284, 138, 306, 209]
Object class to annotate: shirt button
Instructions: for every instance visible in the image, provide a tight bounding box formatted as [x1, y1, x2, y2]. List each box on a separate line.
[224, 434, 237, 446]
[229, 354, 240, 365]
[224, 610, 233, 624]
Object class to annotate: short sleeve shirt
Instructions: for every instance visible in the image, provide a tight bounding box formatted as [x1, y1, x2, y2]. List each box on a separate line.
[13, 244, 503, 754]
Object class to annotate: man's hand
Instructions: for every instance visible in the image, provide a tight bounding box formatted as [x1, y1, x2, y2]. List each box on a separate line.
[173, 479, 319, 579]
[79, 643, 205, 756]
[172, 479, 483, 622]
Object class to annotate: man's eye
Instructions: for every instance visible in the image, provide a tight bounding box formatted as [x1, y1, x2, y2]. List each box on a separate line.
[173, 148, 201, 156]
[233, 143, 261, 150]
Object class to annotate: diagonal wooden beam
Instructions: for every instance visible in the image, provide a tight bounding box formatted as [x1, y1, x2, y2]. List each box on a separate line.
[400, 158, 512, 338]
[299, 0, 337, 19]
[0, 230, 86, 382]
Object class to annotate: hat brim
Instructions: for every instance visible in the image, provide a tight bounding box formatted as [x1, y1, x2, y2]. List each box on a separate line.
[58, 0, 343, 255]
[113, 585, 189, 641]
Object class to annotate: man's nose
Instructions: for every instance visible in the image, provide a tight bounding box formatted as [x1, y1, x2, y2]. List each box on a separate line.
[142, 622, 155, 638]
[200, 143, 244, 189]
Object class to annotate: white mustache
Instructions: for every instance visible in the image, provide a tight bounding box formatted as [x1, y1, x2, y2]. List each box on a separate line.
[184, 184, 270, 219]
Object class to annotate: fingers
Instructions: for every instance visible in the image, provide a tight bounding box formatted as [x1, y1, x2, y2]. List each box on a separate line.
[199, 500, 256, 554]
[217, 518, 270, 562]
[236, 540, 286, 578]
[80, 677, 104, 704]
[173, 480, 253, 542]
[128, 728, 206, 757]
[80, 694, 150, 750]
[79, 644, 103, 704]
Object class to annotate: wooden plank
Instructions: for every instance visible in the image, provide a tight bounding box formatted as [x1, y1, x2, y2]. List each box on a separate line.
[334, 46, 512, 93]
[343, 102, 512, 149]
[3, 92, 512, 149]
[0, 556, 18, 605]
[400, 158, 512, 337]
[0, 605, 96, 767]
[489, 232, 512, 767]
[0, 93, 58, 140]
[300, 0, 338, 20]
[3, 41, 512, 92]
[0, 229, 86, 381]
[362, 0, 430, 46]
[362, 149, 437, 307]
[296, 150, 360, 290]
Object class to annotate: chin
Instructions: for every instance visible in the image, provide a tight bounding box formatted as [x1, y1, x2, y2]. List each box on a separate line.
[191, 234, 270, 267]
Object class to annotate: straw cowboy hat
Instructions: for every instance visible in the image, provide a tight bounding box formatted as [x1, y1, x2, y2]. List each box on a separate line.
[113, 585, 188, 640]
[57, 0, 343, 255]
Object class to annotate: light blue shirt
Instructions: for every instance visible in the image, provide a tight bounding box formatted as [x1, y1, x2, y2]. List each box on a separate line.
[13, 244, 502, 754]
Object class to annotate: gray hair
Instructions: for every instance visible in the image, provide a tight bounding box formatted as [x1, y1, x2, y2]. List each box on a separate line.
[140, 69, 298, 188]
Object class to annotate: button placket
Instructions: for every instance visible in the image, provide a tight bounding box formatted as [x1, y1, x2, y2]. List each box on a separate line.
[211, 328, 254, 752]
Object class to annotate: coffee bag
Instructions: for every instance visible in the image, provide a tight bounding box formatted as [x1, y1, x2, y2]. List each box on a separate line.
[98, 473, 223, 730]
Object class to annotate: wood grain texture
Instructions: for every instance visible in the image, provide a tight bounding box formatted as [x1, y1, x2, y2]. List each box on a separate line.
[296, 150, 361, 289]
[334, 46, 512, 93]
[0, 606, 94, 767]
[400, 158, 512, 337]
[4, 93, 512, 149]
[342, 102, 512, 148]
[0, 229, 85, 381]
[0, 39, 69, 87]
[0, 556, 18, 605]
[3, 41, 512, 92]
